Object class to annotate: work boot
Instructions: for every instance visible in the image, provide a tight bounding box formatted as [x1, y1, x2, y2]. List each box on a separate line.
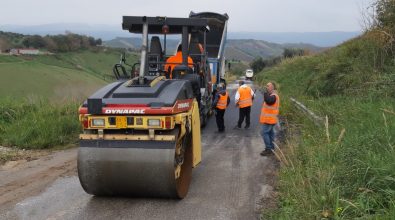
[233, 125, 241, 130]
[217, 129, 225, 133]
[260, 149, 274, 156]
[244, 125, 250, 129]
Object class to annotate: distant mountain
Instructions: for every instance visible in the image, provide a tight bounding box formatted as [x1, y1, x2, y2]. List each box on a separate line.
[103, 37, 324, 62]
[226, 40, 324, 61]
[104, 37, 143, 49]
[227, 32, 361, 47]
[226, 39, 285, 60]
[0, 23, 360, 47]
[104, 37, 180, 54]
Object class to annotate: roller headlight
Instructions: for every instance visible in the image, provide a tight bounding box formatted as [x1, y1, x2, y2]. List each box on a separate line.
[92, 118, 105, 127]
[148, 119, 160, 127]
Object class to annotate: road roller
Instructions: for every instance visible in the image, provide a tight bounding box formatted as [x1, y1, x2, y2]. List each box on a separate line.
[77, 15, 217, 199]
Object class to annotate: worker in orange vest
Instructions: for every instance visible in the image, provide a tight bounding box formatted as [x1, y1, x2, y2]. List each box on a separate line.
[212, 84, 230, 132]
[259, 82, 280, 156]
[164, 45, 193, 79]
[234, 80, 255, 129]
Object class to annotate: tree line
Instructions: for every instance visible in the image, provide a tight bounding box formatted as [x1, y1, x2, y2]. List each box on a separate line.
[0, 31, 102, 53]
[250, 48, 309, 73]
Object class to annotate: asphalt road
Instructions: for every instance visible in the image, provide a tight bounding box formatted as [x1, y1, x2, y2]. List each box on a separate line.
[1, 81, 276, 220]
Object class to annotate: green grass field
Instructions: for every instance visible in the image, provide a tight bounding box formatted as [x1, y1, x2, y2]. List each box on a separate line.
[257, 33, 395, 219]
[0, 49, 138, 149]
[0, 60, 105, 100]
[0, 50, 138, 100]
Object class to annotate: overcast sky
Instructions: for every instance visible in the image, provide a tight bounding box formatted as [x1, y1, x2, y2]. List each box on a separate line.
[1, 0, 375, 32]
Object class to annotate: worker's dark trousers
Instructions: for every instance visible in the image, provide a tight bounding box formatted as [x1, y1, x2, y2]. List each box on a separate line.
[215, 108, 226, 131]
[237, 106, 251, 128]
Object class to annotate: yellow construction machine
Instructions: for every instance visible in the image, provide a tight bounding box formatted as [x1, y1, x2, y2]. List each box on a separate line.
[77, 13, 228, 199]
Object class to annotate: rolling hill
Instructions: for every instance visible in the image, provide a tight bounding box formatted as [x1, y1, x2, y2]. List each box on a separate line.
[0, 50, 138, 100]
[103, 37, 180, 53]
[104, 37, 324, 62]
[227, 31, 360, 47]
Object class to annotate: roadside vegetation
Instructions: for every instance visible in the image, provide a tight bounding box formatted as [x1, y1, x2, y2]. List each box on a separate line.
[0, 99, 80, 149]
[0, 39, 138, 151]
[257, 1, 395, 219]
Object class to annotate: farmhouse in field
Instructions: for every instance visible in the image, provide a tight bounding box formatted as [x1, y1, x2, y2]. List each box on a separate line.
[10, 48, 40, 55]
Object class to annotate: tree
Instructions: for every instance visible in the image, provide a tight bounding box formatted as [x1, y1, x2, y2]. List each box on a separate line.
[43, 36, 58, 52]
[250, 57, 266, 73]
[66, 33, 82, 51]
[283, 48, 306, 58]
[51, 35, 69, 52]
[88, 37, 96, 46]
[22, 35, 46, 48]
[95, 38, 102, 46]
[0, 37, 11, 52]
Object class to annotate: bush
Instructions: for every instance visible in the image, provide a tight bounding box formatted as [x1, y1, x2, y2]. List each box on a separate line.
[375, 0, 395, 30]
[283, 48, 308, 58]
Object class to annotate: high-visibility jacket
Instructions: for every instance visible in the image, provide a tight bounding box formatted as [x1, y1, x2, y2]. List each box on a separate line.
[164, 52, 193, 79]
[216, 91, 228, 110]
[260, 92, 280, 124]
[237, 86, 253, 108]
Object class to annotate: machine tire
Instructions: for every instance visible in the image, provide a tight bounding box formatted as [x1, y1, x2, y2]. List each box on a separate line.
[175, 131, 193, 198]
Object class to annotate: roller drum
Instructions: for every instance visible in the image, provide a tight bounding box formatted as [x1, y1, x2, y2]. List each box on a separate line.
[77, 137, 192, 198]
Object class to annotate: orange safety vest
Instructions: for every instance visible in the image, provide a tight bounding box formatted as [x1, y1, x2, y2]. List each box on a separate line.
[164, 52, 193, 79]
[237, 86, 253, 108]
[260, 93, 280, 124]
[216, 91, 228, 110]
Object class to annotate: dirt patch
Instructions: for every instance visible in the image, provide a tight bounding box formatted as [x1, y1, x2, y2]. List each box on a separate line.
[0, 146, 51, 165]
[0, 148, 77, 211]
[257, 157, 280, 217]
[257, 116, 291, 218]
[1, 160, 28, 170]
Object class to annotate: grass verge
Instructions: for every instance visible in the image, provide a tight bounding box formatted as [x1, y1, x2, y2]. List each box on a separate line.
[0, 98, 81, 149]
[257, 33, 395, 219]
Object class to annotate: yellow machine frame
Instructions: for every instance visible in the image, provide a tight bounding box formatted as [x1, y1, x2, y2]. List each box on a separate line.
[79, 100, 201, 168]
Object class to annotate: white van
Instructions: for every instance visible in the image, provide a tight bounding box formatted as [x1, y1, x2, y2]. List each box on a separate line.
[245, 69, 254, 80]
